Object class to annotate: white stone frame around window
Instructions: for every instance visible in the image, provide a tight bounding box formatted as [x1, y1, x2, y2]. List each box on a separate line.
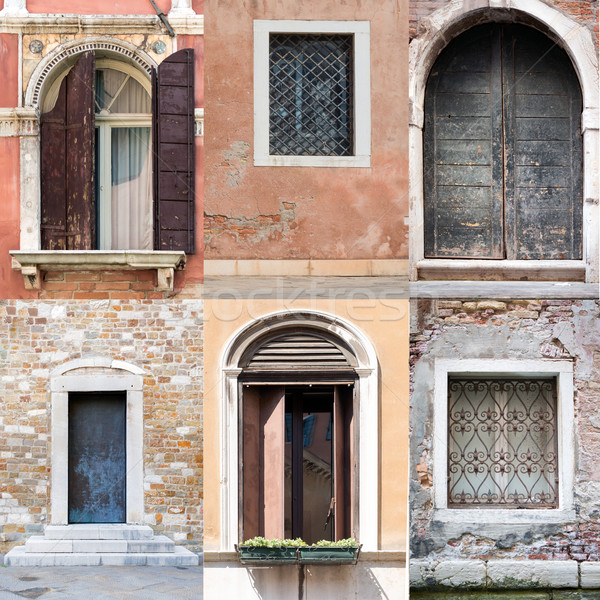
[219, 310, 379, 551]
[408, 0, 599, 282]
[49, 357, 145, 525]
[432, 359, 575, 525]
[253, 20, 371, 168]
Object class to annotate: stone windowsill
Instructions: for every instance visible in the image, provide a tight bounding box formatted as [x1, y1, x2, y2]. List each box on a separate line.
[10, 250, 186, 292]
[417, 259, 587, 282]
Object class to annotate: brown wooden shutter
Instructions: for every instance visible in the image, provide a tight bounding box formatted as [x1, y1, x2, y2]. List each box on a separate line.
[424, 25, 504, 258]
[41, 52, 95, 250]
[153, 48, 195, 254]
[424, 24, 582, 260]
[333, 385, 353, 540]
[242, 386, 285, 541]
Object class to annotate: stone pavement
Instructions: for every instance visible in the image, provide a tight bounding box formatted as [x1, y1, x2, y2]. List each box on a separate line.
[0, 559, 203, 600]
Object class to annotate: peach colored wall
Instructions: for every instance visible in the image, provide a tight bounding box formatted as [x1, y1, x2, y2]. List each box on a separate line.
[27, 0, 170, 15]
[204, 0, 409, 260]
[203, 299, 409, 551]
[0, 139, 37, 299]
[0, 35, 18, 107]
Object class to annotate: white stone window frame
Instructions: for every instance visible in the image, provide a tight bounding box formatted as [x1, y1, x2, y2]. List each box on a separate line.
[50, 357, 146, 525]
[219, 310, 379, 551]
[432, 358, 575, 524]
[408, 0, 600, 282]
[253, 20, 371, 168]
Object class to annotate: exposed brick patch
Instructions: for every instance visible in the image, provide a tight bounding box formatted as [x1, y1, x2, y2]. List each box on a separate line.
[38, 271, 177, 299]
[0, 300, 203, 553]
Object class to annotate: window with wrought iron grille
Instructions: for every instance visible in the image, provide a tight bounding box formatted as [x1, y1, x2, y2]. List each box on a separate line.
[447, 376, 558, 508]
[254, 21, 370, 167]
[269, 34, 353, 156]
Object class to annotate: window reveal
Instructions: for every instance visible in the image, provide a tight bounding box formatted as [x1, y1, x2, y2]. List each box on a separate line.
[269, 34, 353, 156]
[448, 377, 558, 508]
[424, 24, 583, 260]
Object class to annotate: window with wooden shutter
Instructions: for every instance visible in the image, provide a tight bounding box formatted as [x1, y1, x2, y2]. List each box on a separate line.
[240, 329, 357, 544]
[424, 24, 582, 260]
[40, 49, 195, 254]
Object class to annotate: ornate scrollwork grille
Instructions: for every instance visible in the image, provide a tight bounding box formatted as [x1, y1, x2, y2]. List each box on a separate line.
[448, 377, 558, 508]
[269, 34, 353, 156]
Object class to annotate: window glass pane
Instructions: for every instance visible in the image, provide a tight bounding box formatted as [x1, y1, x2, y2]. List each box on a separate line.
[95, 69, 150, 114]
[448, 377, 558, 508]
[110, 127, 152, 250]
[269, 34, 353, 156]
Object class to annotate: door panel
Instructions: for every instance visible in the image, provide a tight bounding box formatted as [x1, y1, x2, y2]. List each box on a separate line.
[68, 392, 126, 523]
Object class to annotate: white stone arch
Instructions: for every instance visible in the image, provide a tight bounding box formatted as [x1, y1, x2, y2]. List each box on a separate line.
[25, 37, 156, 110]
[50, 356, 146, 525]
[409, 0, 599, 282]
[219, 310, 379, 551]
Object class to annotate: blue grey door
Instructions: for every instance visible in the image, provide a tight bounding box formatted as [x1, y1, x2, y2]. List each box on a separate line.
[68, 392, 126, 523]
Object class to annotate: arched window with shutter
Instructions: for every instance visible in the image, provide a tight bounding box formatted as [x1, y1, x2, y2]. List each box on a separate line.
[423, 23, 583, 261]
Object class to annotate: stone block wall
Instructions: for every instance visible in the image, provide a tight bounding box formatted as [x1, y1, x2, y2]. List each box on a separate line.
[0, 299, 203, 553]
[410, 299, 600, 565]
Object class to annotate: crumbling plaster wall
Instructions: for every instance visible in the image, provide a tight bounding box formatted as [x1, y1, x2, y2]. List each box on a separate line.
[410, 299, 600, 563]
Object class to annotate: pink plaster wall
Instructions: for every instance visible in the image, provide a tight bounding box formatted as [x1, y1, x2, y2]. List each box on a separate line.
[0, 35, 18, 107]
[27, 0, 171, 15]
[0, 139, 37, 299]
[204, 0, 409, 260]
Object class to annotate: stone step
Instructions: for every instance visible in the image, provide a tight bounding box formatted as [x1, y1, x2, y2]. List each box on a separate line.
[5, 545, 199, 567]
[43, 524, 154, 540]
[24, 535, 176, 554]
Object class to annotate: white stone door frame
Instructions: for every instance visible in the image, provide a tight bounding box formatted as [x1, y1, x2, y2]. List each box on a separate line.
[50, 358, 145, 525]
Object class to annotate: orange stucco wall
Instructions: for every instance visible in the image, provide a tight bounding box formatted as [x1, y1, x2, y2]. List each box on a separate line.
[27, 0, 170, 15]
[203, 299, 410, 551]
[204, 0, 409, 260]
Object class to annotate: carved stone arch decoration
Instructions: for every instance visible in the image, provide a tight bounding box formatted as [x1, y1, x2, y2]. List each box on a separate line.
[26, 37, 157, 110]
[408, 0, 599, 282]
[50, 355, 146, 525]
[219, 310, 380, 551]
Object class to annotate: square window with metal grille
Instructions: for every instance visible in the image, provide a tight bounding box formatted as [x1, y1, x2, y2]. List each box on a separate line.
[447, 377, 558, 508]
[269, 34, 353, 156]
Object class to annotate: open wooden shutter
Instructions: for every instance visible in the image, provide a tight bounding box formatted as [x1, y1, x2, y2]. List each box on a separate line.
[334, 385, 353, 540]
[242, 386, 285, 541]
[424, 25, 504, 258]
[503, 25, 582, 260]
[41, 52, 95, 250]
[153, 48, 195, 254]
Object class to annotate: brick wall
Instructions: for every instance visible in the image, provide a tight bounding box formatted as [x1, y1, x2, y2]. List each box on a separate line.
[410, 299, 600, 562]
[0, 299, 203, 553]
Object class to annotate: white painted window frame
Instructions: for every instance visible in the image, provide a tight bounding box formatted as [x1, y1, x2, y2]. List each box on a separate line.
[49, 358, 146, 525]
[219, 310, 379, 551]
[254, 20, 371, 168]
[432, 359, 575, 524]
[408, 0, 599, 282]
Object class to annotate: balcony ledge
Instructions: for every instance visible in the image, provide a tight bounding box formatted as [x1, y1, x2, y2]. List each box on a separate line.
[10, 250, 186, 292]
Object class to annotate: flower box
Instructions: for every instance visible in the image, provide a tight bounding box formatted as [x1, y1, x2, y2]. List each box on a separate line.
[236, 545, 299, 565]
[298, 545, 361, 565]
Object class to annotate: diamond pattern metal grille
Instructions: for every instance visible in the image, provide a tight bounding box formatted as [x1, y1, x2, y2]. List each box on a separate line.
[269, 34, 353, 156]
[448, 377, 558, 508]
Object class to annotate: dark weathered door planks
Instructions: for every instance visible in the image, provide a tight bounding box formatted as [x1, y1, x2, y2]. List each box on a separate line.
[424, 24, 583, 260]
[68, 392, 126, 524]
